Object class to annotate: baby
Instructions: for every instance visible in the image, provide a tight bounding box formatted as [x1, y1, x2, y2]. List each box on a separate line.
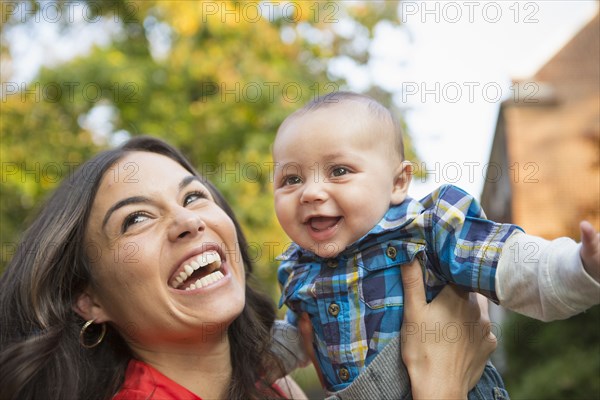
[271, 91, 600, 394]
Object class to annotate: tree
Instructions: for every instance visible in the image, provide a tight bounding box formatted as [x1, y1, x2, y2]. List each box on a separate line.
[503, 307, 600, 399]
[1, 5, 413, 394]
[1, 0, 416, 292]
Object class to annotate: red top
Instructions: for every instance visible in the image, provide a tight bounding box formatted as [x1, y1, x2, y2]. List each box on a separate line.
[113, 359, 200, 400]
[113, 359, 286, 399]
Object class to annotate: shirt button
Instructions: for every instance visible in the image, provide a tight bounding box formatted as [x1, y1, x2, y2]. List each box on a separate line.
[338, 367, 350, 381]
[386, 246, 397, 259]
[328, 303, 340, 317]
[326, 259, 337, 268]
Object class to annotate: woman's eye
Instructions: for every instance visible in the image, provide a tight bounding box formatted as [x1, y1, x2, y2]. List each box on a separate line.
[283, 176, 302, 186]
[122, 212, 149, 232]
[332, 167, 349, 177]
[184, 191, 207, 206]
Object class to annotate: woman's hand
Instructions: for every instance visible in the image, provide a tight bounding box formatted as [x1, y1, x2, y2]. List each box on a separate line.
[401, 259, 497, 399]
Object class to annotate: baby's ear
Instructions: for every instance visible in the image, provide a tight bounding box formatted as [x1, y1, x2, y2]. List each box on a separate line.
[391, 161, 413, 205]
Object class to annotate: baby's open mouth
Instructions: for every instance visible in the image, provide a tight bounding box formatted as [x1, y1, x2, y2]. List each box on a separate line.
[170, 251, 224, 290]
[308, 216, 341, 231]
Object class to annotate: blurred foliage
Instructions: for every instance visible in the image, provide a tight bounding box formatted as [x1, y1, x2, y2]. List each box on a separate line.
[1, 1, 417, 295]
[502, 307, 600, 399]
[0, 4, 413, 396]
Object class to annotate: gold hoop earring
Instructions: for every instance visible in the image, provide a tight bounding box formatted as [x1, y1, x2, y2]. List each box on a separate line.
[79, 319, 106, 349]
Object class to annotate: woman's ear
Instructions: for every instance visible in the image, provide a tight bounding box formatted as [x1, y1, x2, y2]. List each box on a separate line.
[391, 161, 413, 205]
[73, 289, 109, 323]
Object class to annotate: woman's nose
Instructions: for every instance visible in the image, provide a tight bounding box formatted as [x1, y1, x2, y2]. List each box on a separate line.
[168, 208, 206, 241]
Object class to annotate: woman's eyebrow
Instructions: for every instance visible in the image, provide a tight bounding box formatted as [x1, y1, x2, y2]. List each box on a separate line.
[101, 176, 201, 229]
[102, 196, 151, 229]
[179, 175, 201, 191]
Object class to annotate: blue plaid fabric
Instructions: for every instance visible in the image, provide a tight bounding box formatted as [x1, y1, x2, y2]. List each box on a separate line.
[277, 185, 522, 392]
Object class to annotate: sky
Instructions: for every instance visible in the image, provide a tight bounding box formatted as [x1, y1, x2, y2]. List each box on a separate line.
[3, 0, 598, 201]
[368, 0, 599, 199]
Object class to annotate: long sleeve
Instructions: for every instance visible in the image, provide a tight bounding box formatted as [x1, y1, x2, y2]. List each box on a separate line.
[270, 319, 309, 376]
[423, 185, 522, 302]
[496, 233, 600, 321]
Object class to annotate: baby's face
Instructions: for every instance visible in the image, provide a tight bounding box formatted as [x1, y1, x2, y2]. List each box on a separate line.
[273, 102, 405, 258]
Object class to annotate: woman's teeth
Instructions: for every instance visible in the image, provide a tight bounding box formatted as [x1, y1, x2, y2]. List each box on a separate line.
[171, 251, 223, 289]
[185, 270, 225, 290]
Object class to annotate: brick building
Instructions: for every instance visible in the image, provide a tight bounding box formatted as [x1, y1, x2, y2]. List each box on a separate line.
[481, 13, 599, 239]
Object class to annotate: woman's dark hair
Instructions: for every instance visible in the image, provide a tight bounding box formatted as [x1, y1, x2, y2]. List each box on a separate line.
[0, 136, 284, 399]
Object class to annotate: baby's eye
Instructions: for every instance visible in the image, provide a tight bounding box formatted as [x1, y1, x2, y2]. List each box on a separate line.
[184, 191, 208, 206]
[283, 176, 303, 186]
[332, 167, 349, 177]
[122, 212, 150, 233]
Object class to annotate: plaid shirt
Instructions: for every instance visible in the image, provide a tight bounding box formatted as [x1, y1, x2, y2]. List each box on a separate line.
[277, 184, 522, 392]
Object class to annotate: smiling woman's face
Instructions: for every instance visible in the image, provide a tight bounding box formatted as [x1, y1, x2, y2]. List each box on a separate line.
[82, 151, 246, 347]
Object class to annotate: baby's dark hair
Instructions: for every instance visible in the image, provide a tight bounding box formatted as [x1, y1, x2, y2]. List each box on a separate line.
[279, 91, 405, 160]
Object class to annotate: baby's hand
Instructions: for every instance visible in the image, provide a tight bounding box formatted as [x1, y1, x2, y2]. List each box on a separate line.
[580, 221, 600, 282]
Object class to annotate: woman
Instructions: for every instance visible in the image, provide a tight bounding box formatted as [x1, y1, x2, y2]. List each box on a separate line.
[0, 136, 495, 399]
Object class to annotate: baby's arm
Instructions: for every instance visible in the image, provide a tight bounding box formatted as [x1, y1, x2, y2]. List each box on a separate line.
[273, 257, 310, 376]
[270, 315, 310, 377]
[496, 222, 600, 321]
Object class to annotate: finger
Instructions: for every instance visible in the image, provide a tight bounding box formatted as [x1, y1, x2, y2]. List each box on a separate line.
[474, 293, 489, 320]
[445, 282, 470, 301]
[484, 330, 498, 355]
[474, 293, 488, 310]
[298, 313, 326, 388]
[580, 221, 599, 250]
[432, 284, 472, 325]
[401, 258, 427, 313]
